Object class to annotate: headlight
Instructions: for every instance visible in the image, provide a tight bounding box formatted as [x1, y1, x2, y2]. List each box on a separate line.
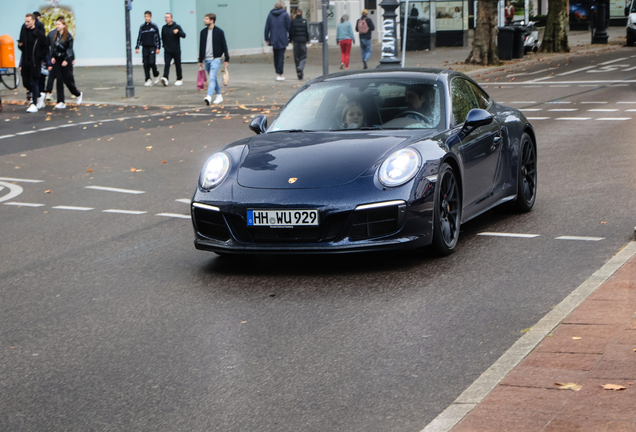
[200, 152, 231, 189]
[378, 148, 421, 187]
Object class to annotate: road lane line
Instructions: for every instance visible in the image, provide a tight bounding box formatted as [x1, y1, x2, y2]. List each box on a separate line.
[37, 127, 58, 131]
[596, 117, 631, 121]
[477, 232, 539, 238]
[556, 65, 596, 76]
[625, 109, 636, 112]
[16, 131, 37, 136]
[52, 206, 94, 211]
[156, 213, 190, 219]
[556, 236, 605, 241]
[421, 241, 636, 432]
[0, 134, 16, 139]
[175, 199, 191, 204]
[520, 108, 542, 111]
[0, 181, 24, 203]
[548, 109, 577, 112]
[4, 202, 45, 207]
[580, 101, 608, 104]
[586, 109, 619, 112]
[103, 209, 147, 215]
[598, 57, 628, 65]
[58, 124, 78, 128]
[617, 101, 636, 104]
[549, 85, 570, 87]
[526, 117, 550, 120]
[508, 101, 537, 104]
[555, 117, 591, 120]
[85, 185, 145, 194]
[545, 101, 572, 104]
[0, 177, 44, 183]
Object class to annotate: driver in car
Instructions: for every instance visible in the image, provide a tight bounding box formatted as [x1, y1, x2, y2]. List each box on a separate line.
[401, 85, 434, 124]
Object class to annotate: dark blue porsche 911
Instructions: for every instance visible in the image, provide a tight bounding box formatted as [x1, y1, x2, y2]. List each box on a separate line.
[191, 69, 537, 255]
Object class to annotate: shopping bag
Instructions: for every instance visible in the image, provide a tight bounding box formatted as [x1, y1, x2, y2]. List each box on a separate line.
[197, 69, 207, 90]
[222, 66, 229, 86]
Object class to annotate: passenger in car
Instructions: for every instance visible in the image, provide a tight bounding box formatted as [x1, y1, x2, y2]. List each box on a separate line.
[341, 101, 367, 129]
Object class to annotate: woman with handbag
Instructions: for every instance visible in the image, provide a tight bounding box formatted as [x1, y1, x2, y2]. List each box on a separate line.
[50, 17, 82, 109]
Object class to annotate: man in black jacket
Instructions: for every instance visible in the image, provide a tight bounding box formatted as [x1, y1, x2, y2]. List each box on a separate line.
[161, 13, 186, 87]
[289, 9, 309, 80]
[18, 11, 46, 105]
[135, 11, 161, 86]
[18, 14, 48, 113]
[198, 13, 229, 105]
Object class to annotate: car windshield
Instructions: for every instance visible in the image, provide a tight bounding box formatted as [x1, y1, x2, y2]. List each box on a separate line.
[269, 78, 445, 132]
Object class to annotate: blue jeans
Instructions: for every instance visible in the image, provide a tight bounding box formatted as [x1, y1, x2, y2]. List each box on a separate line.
[204, 58, 221, 97]
[360, 38, 372, 62]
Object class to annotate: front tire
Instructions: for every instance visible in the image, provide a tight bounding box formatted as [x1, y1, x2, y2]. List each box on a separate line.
[431, 163, 461, 255]
[514, 133, 537, 212]
[627, 35, 636, 47]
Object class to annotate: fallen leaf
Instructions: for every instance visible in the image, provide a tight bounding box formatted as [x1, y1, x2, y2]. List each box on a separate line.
[572, 337, 582, 340]
[555, 382, 582, 391]
[87, 169, 92, 172]
[161, 160, 166, 163]
[44, 190, 51, 193]
[601, 384, 626, 391]
[241, 321, 247, 324]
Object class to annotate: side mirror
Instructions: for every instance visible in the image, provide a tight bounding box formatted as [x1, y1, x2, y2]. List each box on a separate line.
[249, 115, 268, 134]
[462, 109, 493, 134]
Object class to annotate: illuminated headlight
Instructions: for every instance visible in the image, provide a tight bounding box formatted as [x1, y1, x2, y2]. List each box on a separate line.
[200, 152, 231, 189]
[378, 148, 421, 187]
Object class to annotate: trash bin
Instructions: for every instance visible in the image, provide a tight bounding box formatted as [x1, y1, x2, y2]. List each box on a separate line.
[0, 35, 15, 68]
[512, 26, 525, 59]
[498, 27, 514, 61]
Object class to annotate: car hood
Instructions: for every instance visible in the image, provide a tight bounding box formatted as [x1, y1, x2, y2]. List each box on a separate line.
[237, 132, 409, 189]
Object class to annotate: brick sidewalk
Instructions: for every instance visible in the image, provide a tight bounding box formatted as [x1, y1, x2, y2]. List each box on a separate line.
[451, 249, 636, 432]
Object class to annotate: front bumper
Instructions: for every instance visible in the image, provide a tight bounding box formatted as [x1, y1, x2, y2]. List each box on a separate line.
[191, 178, 436, 254]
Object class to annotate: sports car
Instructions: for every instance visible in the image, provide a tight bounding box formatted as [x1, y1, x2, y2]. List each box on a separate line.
[191, 69, 537, 255]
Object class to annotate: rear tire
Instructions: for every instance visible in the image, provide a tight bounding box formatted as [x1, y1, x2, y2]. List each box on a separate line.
[513, 133, 537, 212]
[431, 163, 461, 256]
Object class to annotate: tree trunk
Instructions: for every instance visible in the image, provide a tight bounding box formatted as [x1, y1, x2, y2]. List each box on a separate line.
[466, 0, 499, 65]
[540, 0, 570, 53]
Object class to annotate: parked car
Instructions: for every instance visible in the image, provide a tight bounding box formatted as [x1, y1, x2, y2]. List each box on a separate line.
[191, 69, 537, 256]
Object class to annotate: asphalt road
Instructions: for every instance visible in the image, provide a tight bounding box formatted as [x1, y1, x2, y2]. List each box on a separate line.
[2, 48, 636, 432]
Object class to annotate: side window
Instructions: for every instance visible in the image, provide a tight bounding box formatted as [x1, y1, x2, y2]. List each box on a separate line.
[468, 81, 491, 110]
[450, 78, 479, 125]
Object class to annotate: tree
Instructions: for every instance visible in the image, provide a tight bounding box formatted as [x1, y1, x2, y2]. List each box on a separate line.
[466, 0, 499, 65]
[540, 0, 570, 53]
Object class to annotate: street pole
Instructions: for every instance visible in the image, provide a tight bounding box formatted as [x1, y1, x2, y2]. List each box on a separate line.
[322, 0, 329, 75]
[401, 0, 409, 68]
[125, 0, 134, 98]
[592, 1, 609, 44]
[378, 0, 401, 68]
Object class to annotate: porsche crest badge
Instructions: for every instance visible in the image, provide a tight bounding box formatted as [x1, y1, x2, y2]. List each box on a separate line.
[288, 178, 297, 184]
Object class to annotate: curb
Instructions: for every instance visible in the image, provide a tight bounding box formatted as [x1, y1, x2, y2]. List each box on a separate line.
[420, 240, 636, 432]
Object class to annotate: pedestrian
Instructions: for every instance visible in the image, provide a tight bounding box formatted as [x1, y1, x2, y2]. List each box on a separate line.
[289, 9, 308, 80]
[18, 14, 48, 113]
[44, 23, 57, 101]
[161, 12, 186, 87]
[355, 9, 375, 69]
[49, 17, 83, 109]
[505, 1, 515, 25]
[135, 11, 161, 87]
[198, 13, 229, 105]
[336, 14, 354, 70]
[264, 1, 291, 81]
[33, 12, 49, 97]
[18, 11, 47, 106]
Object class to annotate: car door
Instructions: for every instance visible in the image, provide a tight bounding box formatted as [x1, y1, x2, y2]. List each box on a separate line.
[450, 77, 502, 214]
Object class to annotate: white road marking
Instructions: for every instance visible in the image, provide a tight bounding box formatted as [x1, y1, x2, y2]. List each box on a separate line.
[156, 213, 191, 219]
[580, 101, 608, 104]
[587, 109, 619, 112]
[0, 177, 43, 183]
[622, 66, 636, 71]
[52, 206, 94, 211]
[578, 84, 601, 87]
[520, 108, 542, 111]
[175, 199, 191, 204]
[0, 135, 16, 139]
[477, 232, 539, 238]
[556, 236, 605, 241]
[0, 181, 24, 203]
[526, 117, 550, 120]
[545, 101, 572, 104]
[549, 85, 570, 87]
[610, 84, 630, 86]
[508, 101, 537, 104]
[37, 127, 58, 131]
[58, 124, 78, 128]
[85, 185, 145, 194]
[599, 57, 629, 65]
[102, 209, 147, 215]
[556, 117, 591, 121]
[16, 131, 37, 135]
[596, 117, 631, 121]
[507, 67, 557, 78]
[185, 113, 213, 117]
[557, 65, 596, 76]
[4, 202, 45, 207]
[548, 108, 577, 112]
[625, 109, 636, 112]
[617, 101, 636, 104]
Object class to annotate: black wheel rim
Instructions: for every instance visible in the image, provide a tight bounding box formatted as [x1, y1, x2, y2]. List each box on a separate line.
[520, 140, 536, 204]
[439, 170, 460, 246]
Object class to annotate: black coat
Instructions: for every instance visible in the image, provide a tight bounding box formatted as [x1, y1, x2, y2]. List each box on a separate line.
[289, 16, 309, 43]
[161, 22, 186, 53]
[198, 26, 230, 63]
[51, 31, 75, 62]
[18, 25, 48, 70]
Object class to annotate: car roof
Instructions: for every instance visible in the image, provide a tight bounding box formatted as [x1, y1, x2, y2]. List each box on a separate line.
[307, 68, 465, 85]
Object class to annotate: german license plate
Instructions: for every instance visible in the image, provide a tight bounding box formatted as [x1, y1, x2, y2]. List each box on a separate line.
[247, 209, 318, 227]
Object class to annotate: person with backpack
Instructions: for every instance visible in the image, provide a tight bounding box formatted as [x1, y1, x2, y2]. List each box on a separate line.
[355, 9, 375, 69]
[49, 17, 83, 109]
[289, 9, 309, 80]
